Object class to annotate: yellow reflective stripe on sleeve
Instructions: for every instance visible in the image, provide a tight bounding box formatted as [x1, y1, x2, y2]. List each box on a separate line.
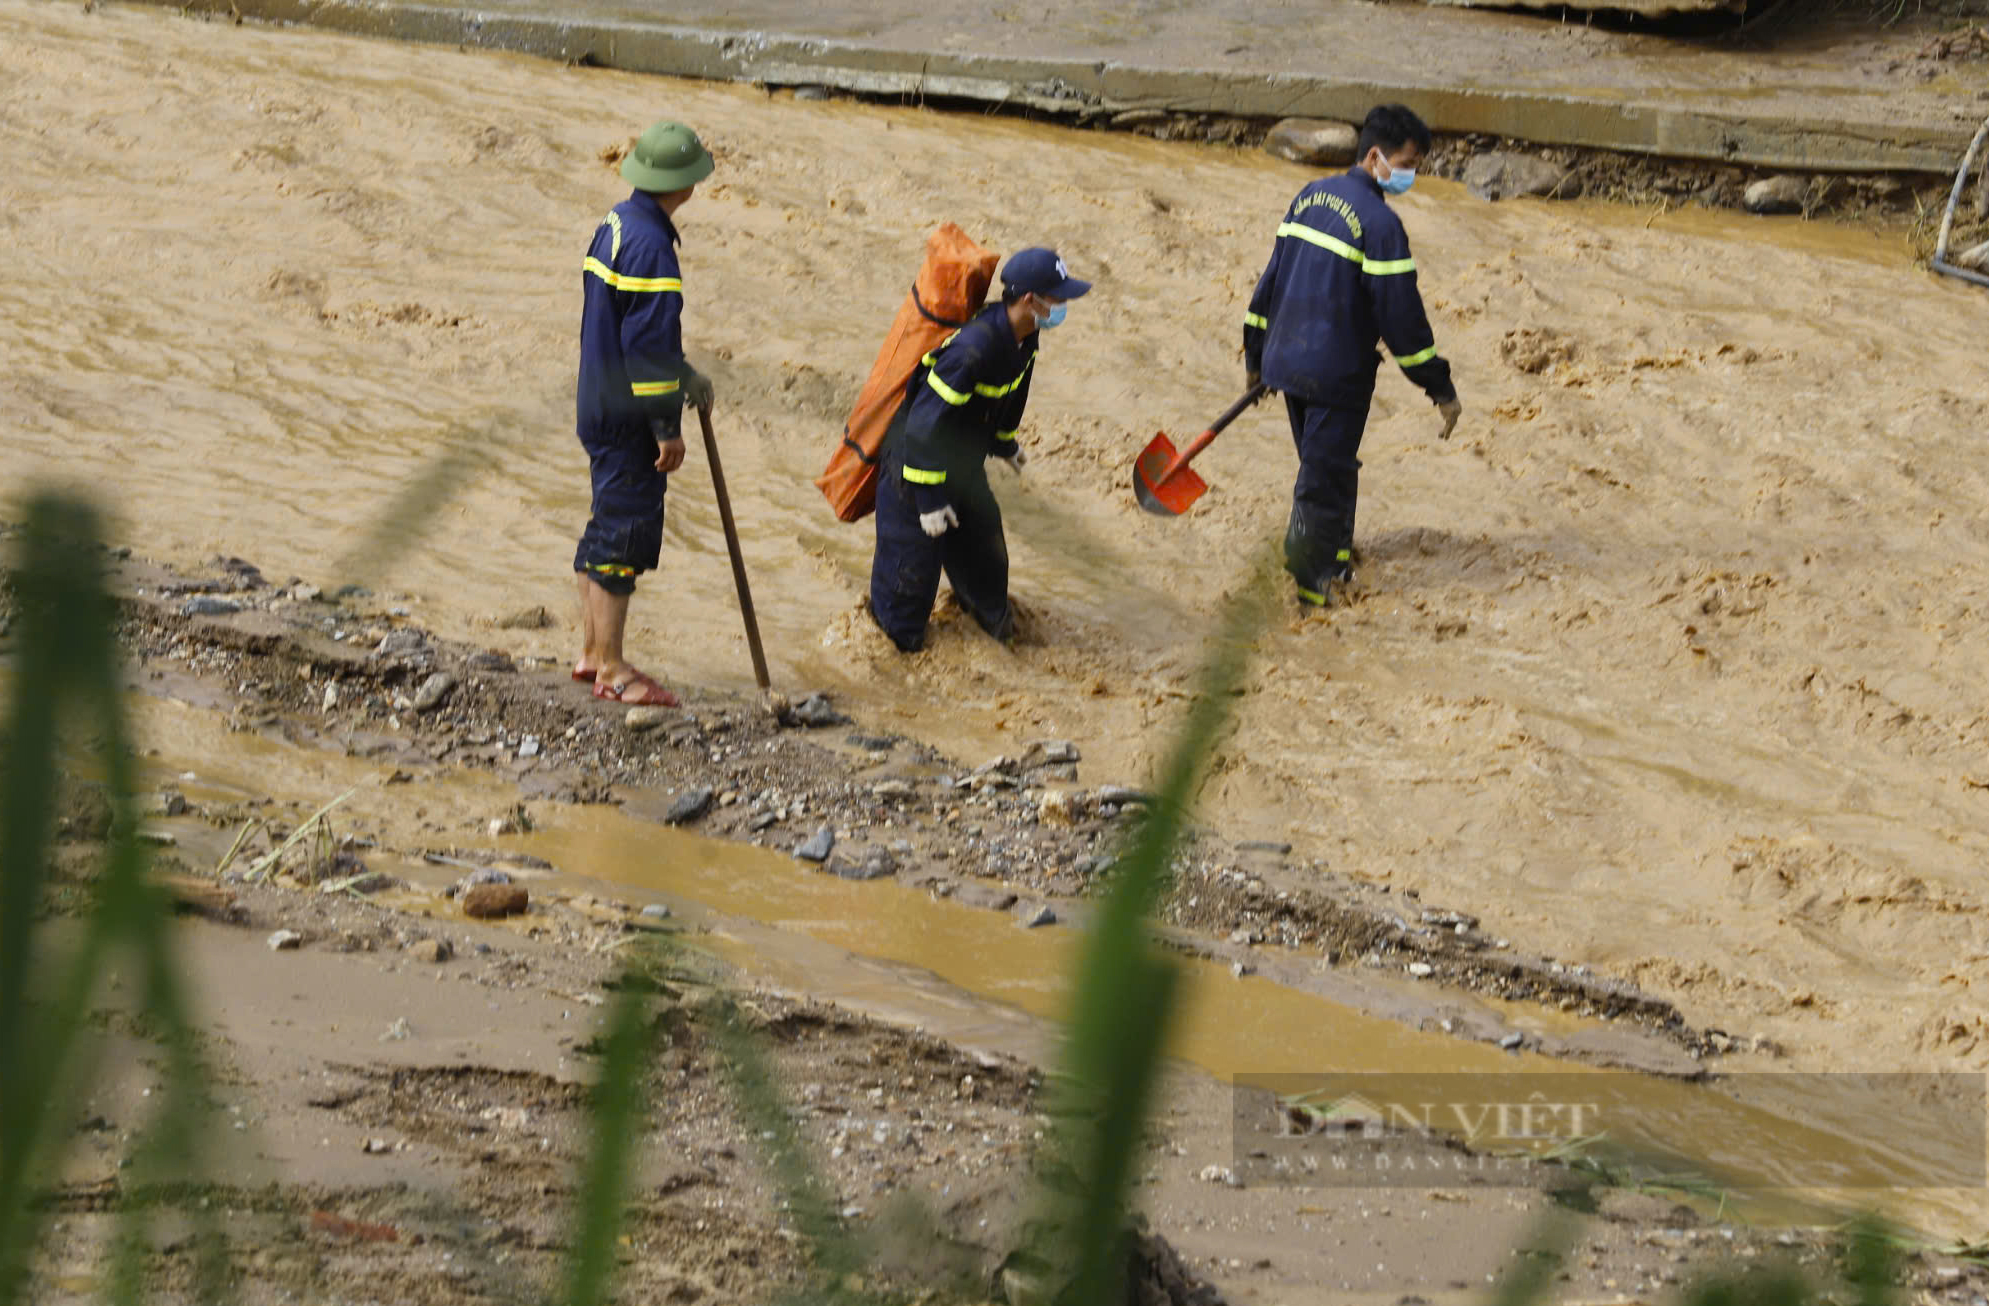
[1277, 221, 1363, 265]
[1395, 345, 1440, 368]
[583, 257, 682, 293]
[1364, 255, 1416, 276]
[1244, 312, 1269, 329]
[902, 466, 947, 485]
[974, 357, 1033, 398]
[605, 210, 623, 261]
[926, 370, 971, 406]
[630, 380, 680, 397]
[992, 429, 1017, 443]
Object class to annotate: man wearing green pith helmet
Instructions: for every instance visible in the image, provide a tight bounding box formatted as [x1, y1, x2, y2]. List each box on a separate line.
[570, 119, 717, 709]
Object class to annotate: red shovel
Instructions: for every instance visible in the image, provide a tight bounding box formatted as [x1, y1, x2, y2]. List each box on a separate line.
[1132, 384, 1269, 516]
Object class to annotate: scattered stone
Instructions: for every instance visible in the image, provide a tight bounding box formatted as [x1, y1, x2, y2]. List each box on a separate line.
[1408, 962, 1436, 978]
[517, 737, 540, 759]
[157, 791, 190, 818]
[665, 785, 716, 824]
[267, 929, 303, 951]
[1236, 839, 1291, 854]
[625, 706, 674, 732]
[411, 672, 455, 712]
[796, 826, 836, 863]
[1038, 791, 1074, 826]
[846, 733, 896, 751]
[334, 584, 371, 600]
[291, 582, 323, 602]
[1024, 763, 1079, 785]
[1228, 928, 1259, 946]
[462, 883, 529, 919]
[361, 1138, 394, 1154]
[973, 755, 1018, 778]
[870, 779, 916, 800]
[466, 650, 514, 674]
[1498, 1033, 1526, 1051]
[790, 693, 848, 728]
[1743, 175, 1807, 214]
[1231, 961, 1254, 979]
[640, 903, 672, 920]
[458, 867, 512, 889]
[136, 828, 178, 847]
[1095, 785, 1152, 806]
[496, 605, 553, 630]
[1263, 117, 1358, 168]
[1017, 903, 1056, 929]
[1111, 107, 1169, 127]
[836, 849, 896, 881]
[1024, 739, 1081, 766]
[375, 629, 428, 658]
[321, 683, 338, 712]
[1463, 152, 1576, 202]
[408, 938, 452, 964]
[792, 84, 831, 101]
[748, 811, 780, 832]
[1197, 1164, 1241, 1187]
[332, 872, 396, 895]
[181, 596, 242, 617]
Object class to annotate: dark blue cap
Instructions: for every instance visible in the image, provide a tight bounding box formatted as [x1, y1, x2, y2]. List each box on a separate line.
[1001, 247, 1091, 300]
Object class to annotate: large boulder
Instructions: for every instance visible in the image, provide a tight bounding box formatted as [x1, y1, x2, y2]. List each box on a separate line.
[1263, 118, 1358, 168]
[1463, 152, 1575, 201]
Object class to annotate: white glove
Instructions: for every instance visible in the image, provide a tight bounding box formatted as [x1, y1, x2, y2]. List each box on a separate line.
[1436, 398, 1463, 441]
[919, 505, 960, 538]
[1000, 446, 1028, 473]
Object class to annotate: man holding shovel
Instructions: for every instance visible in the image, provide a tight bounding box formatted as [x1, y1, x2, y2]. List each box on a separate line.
[1244, 103, 1463, 608]
[570, 119, 717, 706]
[868, 247, 1090, 652]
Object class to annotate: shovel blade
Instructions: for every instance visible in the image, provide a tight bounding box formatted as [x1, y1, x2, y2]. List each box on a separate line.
[1132, 432, 1208, 517]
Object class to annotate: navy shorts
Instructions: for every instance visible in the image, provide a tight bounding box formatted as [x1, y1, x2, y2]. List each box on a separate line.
[573, 427, 665, 596]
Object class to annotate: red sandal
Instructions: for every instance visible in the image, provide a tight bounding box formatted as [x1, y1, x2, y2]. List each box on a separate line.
[572, 663, 598, 683]
[593, 671, 679, 708]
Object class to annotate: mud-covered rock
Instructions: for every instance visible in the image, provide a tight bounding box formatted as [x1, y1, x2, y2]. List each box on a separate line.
[796, 826, 836, 863]
[665, 785, 715, 824]
[1464, 151, 1575, 201]
[462, 883, 529, 919]
[1744, 175, 1807, 214]
[1263, 117, 1357, 168]
[411, 672, 455, 712]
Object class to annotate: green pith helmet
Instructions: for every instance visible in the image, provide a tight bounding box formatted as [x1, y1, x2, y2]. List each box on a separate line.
[620, 120, 715, 193]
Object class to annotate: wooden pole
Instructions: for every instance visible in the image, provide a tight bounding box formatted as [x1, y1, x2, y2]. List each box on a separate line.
[694, 405, 771, 692]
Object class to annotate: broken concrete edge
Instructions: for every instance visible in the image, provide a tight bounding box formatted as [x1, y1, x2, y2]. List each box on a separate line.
[153, 0, 1970, 175]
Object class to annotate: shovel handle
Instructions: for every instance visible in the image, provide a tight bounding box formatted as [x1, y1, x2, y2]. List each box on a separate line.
[696, 404, 772, 691]
[1157, 383, 1269, 481]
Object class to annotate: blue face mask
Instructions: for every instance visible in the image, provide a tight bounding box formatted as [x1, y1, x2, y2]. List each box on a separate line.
[1037, 300, 1067, 330]
[1377, 161, 1416, 196]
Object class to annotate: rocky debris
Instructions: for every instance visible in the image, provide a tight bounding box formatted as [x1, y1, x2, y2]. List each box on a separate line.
[1263, 117, 1357, 168]
[1017, 903, 1056, 929]
[788, 693, 849, 728]
[1023, 739, 1080, 767]
[795, 826, 836, 863]
[1037, 791, 1075, 826]
[1095, 785, 1152, 807]
[267, 929, 303, 951]
[466, 650, 515, 674]
[496, 605, 553, 630]
[665, 785, 716, 825]
[462, 883, 529, 919]
[361, 1138, 394, 1155]
[517, 736, 541, 759]
[289, 583, 323, 602]
[1743, 175, 1807, 215]
[328, 871, 396, 895]
[1024, 763, 1079, 786]
[374, 629, 429, 659]
[1231, 961, 1254, 979]
[640, 903, 671, 920]
[870, 779, 916, 800]
[846, 732, 897, 751]
[1499, 1032, 1526, 1050]
[1196, 1164, 1240, 1187]
[321, 683, 339, 712]
[181, 596, 242, 617]
[625, 706, 672, 732]
[449, 867, 512, 896]
[930, 880, 1018, 914]
[1499, 325, 1578, 373]
[835, 848, 897, 881]
[1464, 151, 1575, 202]
[408, 937, 452, 964]
[1408, 962, 1436, 978]
[411, 672, 455, 712]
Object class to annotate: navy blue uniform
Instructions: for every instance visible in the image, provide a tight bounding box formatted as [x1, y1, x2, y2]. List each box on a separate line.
[1244, 169, 1454, 601]
[869, 303, 1033, 650]
[573, 191, 691, 595]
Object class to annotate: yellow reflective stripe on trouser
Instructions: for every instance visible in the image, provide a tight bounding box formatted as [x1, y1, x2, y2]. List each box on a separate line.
[1295, 586, 1328, 606]
[902, 466, 947, 484]
[925, 369, 971, 406]
[1364, 255, 1416, 276]
[1396, 345, 1440, 368]
[583, 257, 682, 293]
[1244, 312, 1269, 329]
[588, 562, 635, 577]
[630, 380, 680, 397]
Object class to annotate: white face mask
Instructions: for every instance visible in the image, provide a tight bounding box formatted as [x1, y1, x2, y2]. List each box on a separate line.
[1377, 155, 1416, 195]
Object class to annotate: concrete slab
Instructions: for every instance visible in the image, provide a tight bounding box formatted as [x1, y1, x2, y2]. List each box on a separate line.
[151, 0, 1989, 172]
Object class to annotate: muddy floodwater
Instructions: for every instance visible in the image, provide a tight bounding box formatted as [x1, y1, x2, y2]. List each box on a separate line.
[9, 0, 1989, 1149]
